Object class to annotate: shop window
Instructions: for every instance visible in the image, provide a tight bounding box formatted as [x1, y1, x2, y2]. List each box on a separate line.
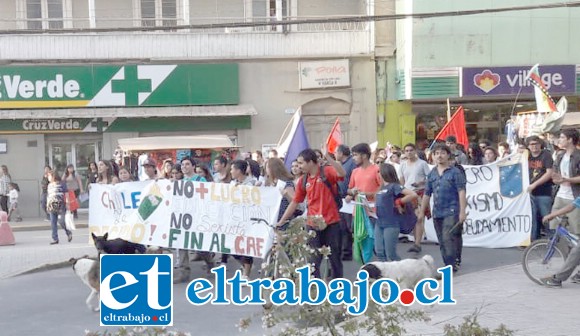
[140, 0, 177, 27]
[25, 0, 64, 29]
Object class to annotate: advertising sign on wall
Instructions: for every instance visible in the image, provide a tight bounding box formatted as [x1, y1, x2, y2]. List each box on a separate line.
[462, 65, 576, 96]
[299, 59, 350, 89]
[0, 64, 239, 109]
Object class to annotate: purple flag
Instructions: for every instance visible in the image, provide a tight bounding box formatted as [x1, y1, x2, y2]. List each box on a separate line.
[283, 116, 310, 170]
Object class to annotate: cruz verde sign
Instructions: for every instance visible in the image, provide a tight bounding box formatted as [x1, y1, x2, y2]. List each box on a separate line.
[0, 64, 239, 109]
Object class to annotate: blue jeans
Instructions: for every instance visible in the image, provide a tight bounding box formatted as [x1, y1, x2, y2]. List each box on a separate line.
[374, 226, 400, 262]
[50, 210, 70, 242]
[433, 215, 462, 267]
[531, 195, 553, 241]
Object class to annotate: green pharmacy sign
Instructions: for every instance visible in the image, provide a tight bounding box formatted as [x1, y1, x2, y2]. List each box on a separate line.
[0, 64, 239, 109]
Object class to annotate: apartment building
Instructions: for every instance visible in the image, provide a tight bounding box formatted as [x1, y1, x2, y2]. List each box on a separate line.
[0, 0, 377, 216]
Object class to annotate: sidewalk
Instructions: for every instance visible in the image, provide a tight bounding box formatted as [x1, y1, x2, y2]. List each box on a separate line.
[9, 212, 89, 232]
[0, 214, 95, 279]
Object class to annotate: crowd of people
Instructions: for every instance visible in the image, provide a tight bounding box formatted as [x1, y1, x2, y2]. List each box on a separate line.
[35, 127, 580, 285]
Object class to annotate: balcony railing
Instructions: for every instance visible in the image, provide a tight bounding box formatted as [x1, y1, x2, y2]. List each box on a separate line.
[0, 15, 369, 34]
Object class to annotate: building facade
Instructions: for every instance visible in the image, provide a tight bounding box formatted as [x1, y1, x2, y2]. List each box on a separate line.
[386, 0, 580, 148]
[0, 0, 378, 217]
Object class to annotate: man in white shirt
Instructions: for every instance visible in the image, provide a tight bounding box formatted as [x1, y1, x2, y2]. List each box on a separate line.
[550, 129, 580, 234]
[400, 143, 432, 253]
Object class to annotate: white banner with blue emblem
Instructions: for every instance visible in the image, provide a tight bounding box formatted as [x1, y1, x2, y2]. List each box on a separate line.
[425, 152, 532, 248]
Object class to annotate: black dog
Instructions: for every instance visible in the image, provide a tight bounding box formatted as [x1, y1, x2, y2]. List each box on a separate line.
[91, 233, 147, 254]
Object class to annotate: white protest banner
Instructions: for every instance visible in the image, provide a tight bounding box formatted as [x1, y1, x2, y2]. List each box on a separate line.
[89, 180, 282, 258]
[425, 153, 532, 248]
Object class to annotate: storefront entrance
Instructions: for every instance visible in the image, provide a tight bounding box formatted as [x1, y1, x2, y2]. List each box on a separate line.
[46, 136, 102, 196]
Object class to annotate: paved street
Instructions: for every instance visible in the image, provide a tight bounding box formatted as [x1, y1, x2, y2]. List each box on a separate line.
[1, 217, 578, 335]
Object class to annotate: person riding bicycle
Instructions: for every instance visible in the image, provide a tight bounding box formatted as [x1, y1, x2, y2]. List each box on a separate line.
[540, 196, 580, 288]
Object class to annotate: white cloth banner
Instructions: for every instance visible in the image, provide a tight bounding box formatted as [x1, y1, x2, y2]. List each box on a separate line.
[89, 180, 282, 258]
[425, 153, 532, 248]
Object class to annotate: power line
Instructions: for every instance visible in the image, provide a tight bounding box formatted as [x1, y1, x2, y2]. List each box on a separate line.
[2, 1, 580, 35]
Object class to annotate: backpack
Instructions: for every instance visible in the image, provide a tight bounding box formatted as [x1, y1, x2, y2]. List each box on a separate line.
[302, 165, 343, 211]
[47, 193, 64, 213]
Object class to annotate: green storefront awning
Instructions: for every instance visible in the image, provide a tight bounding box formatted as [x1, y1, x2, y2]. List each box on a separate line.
[0, 114, 253, 134]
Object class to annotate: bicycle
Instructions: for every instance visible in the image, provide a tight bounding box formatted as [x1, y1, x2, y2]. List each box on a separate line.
[250, 217, 294, 309]
[522, 217, 579, 285]
[251, 217, 292, 280]
[252, 216, 333, 309]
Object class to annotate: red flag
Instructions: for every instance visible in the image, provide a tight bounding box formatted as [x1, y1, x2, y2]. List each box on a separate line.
[434, 106, 469, 149]
[326, 118, 342, 153]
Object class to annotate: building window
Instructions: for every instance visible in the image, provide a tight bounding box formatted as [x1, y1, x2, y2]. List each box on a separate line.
[249, 0, 288, 31]
[140, 0, 177, 27]
[25, 0, 64, 29]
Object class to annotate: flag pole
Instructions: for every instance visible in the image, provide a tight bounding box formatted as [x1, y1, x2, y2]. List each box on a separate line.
[446, 98, 451, 122]
[276, 108, 299, 147]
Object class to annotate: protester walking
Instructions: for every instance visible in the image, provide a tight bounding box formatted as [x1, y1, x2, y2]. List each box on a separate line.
[118, 166, 134, 182]
[0, 165, 12, 213]
[46, 171, 72, 245]
[335, 144, 356, 261]
[375, 163, 418, 261]
[445, 136, 468, 165]
[277, 147, 346, 280]
[265, 158, 298, 222]
[212, 156, 231, 183]
[400, 143, 431, 253]
[63, 164, 83, 219]
[230, 159, 258, 279]
[526, 136, 554, 240]
[550, 129, 580, 234]
[96, 160, 119, 185]
[346, 143, 382, 222]
[173, 156, 213, 284]
[41, 165, 51, 221]
[141, 158, 158, 180]
[419, 144, 467, 272]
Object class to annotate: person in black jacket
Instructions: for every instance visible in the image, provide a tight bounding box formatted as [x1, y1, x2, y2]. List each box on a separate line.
[335, 144, 356, 261]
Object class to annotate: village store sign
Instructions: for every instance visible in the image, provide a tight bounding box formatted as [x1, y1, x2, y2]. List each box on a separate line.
[462, 65, 576, 96]
[0, 64, 239, 109]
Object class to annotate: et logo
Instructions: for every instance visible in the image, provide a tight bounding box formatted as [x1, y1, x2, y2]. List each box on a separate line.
[100, 255, 173, 326]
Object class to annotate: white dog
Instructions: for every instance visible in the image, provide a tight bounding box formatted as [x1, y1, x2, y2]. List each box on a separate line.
[360, 255, 437, 290]
[71, 257, 100, 312]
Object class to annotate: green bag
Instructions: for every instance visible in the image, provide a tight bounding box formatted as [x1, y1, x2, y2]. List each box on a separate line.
[352, 195, 375, 265]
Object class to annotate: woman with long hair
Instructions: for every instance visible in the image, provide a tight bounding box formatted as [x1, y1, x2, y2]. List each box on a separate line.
[161, 159, 173, 179]
[63, 164, 83, 218]
[375, 163, 418, 261]
[118, 166, 134, 183]
[170, 163, 184, 182]
[265, 158, 297, 221]
[290, 159, 303, 186]
[246, 159, 262, 186]
[195, 165, 214, 182]
[467, 144, 484, 165]
[97, 160, 119, 185]
[86, 161, 98, 191]
[46, 171, 72, 245]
